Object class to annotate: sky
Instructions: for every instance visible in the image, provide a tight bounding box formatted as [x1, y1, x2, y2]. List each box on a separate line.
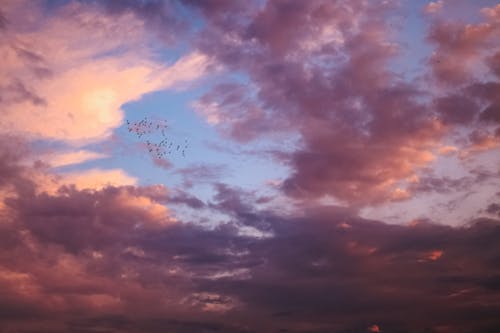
[0, 0, 500, 332]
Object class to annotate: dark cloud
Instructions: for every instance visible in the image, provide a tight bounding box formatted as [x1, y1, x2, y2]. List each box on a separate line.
[81, 0, 187, 43]
[184, 0, 500, 205]
[486, 203, 500, 217]
[480, 103, 500, 123]
[434, 94, 478, 125]
[404, 166, 500, 196]
[0, 8, 53, 110]
[0, 137, 25, 187]
[407, 174, 473, 194]
[2, 146, 500, 332]
[487, 51, 500, 77]
[0, 79, 47, 106]
[168, 189, 205, 209]
[0, 9, 7, 29]
[189, 0, 448, 204]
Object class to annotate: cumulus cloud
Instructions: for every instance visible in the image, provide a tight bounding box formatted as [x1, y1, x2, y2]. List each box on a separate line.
[1, 150, 500, 332]
[187, 0, 449, 204]
[426, 3, 500, 86]
[188, 0, 500, 207]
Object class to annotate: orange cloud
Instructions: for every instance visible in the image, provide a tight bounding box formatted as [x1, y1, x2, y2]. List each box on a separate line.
[438, 145, 458, 155]
[428, 250, 444, 260]
[60, 168, 138, 191]
[114, 188, 176, 228]
[25, 167, 138, 195]
[419, 250, 444, 262]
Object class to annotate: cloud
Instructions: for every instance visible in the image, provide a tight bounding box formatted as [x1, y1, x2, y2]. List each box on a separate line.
[24, 168, 138, 195]
[424, 1, 444, 14]
[193, 82, 289, 142]
[480, 103, 500, 123]
[2, 140, 500, 332]
[168, 190, 206, 209]
[438, 145, 458, 155]
[185, 0, 500, 207]
[434, 94, 477, 125]
[486, 202, 500, 217]
[0, 0, 213, 205]
[0, 1, 211, 145]
[1, 2, 500, 332]
[426, 3, 499, 85]
[189, 0, 451, 205]
[175, 164, 227, 188]
[41, 150, 108, 168]
[97, 0, 187, 43]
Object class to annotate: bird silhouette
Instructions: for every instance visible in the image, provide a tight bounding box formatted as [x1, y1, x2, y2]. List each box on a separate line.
[126, 116, 190, 161]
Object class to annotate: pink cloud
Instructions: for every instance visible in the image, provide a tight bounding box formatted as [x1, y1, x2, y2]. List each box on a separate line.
[189, 1, 452, 205]
[189, 0, 500, 207]
[0, 1, 211, 147]
[41, 150, 108, 168]
[426, 4, 499, 85]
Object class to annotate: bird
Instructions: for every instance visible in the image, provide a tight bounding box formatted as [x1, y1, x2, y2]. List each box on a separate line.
[125, 116, 190, 160]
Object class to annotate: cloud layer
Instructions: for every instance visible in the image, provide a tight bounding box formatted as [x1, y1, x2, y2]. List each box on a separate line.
[1, 1, 500, 332]
[1, 144, 500, 332]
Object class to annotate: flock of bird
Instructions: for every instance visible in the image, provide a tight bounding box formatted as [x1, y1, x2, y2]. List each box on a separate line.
[126, 117, 189, 160]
